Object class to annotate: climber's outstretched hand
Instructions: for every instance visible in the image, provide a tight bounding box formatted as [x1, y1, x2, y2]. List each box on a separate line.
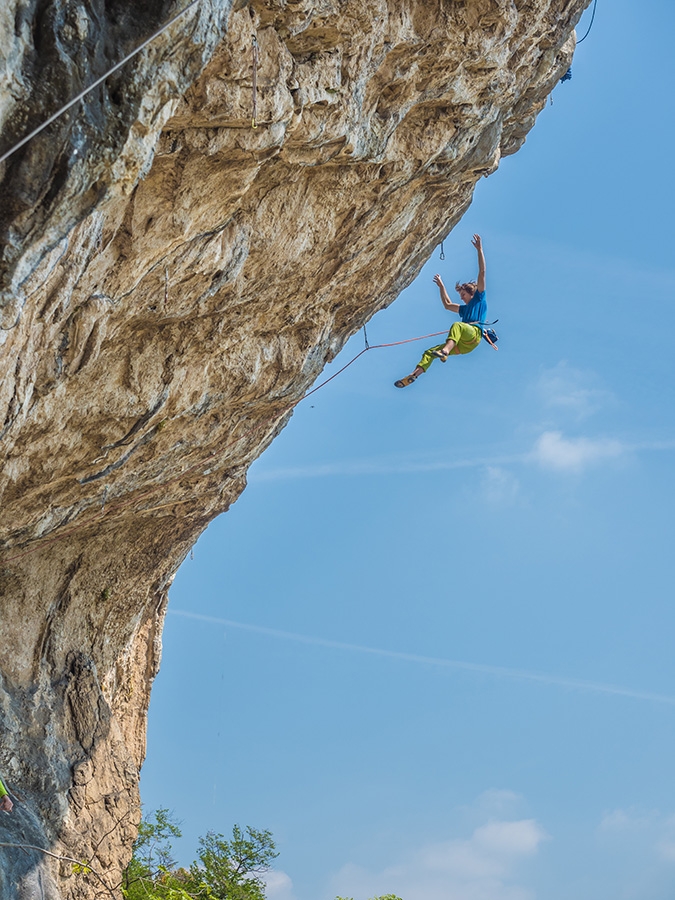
[434, 274, 457, 311]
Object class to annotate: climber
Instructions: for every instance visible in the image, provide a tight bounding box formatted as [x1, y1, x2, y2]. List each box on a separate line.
[394, 233, 489, 388]
[0, 775, 13, 812]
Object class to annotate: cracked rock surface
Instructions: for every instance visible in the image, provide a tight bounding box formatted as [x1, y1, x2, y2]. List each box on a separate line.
[0, 1, 588, 896]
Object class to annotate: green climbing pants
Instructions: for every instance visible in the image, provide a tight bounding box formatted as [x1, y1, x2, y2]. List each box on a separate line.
[417, 322, 482, 371]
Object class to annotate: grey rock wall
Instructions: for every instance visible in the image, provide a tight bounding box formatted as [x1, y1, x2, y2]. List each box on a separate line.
[0, 1, 588, 896]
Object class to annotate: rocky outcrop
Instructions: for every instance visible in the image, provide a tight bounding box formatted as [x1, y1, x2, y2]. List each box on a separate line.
[0, 1, 588, 896]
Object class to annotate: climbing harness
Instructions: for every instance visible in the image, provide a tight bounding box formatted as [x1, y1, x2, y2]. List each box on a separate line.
[251, 35, 259, 129]
[0, 0, 205, 165]
[469, 319, 499, 350]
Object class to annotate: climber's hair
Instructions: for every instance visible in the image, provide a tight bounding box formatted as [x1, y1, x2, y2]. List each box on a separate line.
[457, 281, 477, 296]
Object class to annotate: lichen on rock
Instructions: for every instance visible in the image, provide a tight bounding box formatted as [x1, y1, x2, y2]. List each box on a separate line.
[0, 1, 588, 896]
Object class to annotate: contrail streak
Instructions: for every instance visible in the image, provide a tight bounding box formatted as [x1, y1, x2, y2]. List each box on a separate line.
[250, 438, 675, 482]
[251, 454, 522, 481]
[169, 610, 675, 707]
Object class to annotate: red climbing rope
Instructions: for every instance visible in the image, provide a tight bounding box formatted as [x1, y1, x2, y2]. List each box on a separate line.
[302, 329, 447, 399]
[1, 327, 448, 563]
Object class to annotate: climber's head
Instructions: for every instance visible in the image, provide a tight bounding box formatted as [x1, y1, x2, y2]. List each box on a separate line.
[455, 281, 477, 303]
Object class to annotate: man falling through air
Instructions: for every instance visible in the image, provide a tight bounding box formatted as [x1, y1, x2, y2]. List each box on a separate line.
[395, 234, 489, 388]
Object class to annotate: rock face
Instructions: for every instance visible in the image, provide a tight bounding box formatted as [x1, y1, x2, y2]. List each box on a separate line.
[0, 0, 588, 896]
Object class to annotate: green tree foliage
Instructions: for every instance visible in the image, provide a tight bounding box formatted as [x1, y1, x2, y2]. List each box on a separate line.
[122, 809, 191, 900]
[189, 826, 279, 900]
[132, 808, 182, 873]
[122, 811, 398, 900]
[122, 812, 278, 900]
[335, 896, 403, 900]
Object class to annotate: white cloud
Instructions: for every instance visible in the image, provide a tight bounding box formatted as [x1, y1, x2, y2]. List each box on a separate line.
[472, 820, 545, 858]
[263, 869, 296, 900]
[531, 431, 624, 472]
[329, 818, 548, 900]
[535, 362, 614, 420]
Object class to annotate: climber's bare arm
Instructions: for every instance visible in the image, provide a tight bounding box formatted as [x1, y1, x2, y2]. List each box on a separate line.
[472, 234, 486, 292]
[0, 795, 13, 812]
[433, 274, 459, 312]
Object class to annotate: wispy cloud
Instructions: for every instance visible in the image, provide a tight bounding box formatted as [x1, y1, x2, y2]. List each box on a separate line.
[329, 814, 548, 900]
[494, 230, 675, 293]
[599, 808, 657, 833]
[168, 611, 675, 707]
[535, 362, 615, 420]
[251, 436, 675, 483]
[481, 466, 520, 504]
[597, 807, 675, 868]
[472, 790, 525, 818]
[251, 454, 521, 482]
[531, 431, 625, 472]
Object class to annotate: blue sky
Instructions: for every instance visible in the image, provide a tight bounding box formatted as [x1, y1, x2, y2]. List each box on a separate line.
[140, 3, 675, 899]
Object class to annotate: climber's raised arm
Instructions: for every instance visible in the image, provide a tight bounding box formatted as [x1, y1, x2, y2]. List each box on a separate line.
[433, 274, 459, 312]
[473, 233, 486, 293]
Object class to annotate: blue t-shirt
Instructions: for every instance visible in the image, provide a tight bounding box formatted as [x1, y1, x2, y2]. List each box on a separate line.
[458, 289, 487, 326]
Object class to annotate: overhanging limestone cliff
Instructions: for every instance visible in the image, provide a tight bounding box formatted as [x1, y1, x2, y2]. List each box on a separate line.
[0, 1, 588, 896]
